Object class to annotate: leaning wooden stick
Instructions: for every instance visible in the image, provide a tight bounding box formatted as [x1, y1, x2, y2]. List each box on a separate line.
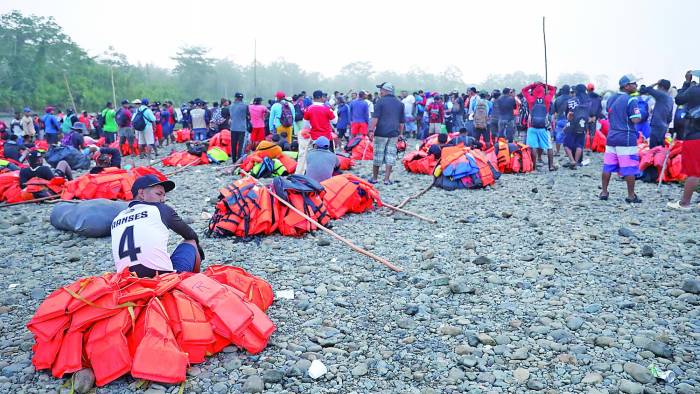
[164, 158, 201, 177]
[382, 202, 436, 223]
[239, 169, 402, 272]
[215, 163, 241, 171]
[393, 180, 435, 212]
[0, 194, 60, 208]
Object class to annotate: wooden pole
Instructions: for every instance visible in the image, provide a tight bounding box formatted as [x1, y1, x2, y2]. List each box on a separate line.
[0, 194, 60, 208]
[215, 163, 241, 171]
[110, 66, 117, 107]
[164, 158, 201, 176]
[239, 170, 402, 272]
[392, 181, 435, 213]
[542, 16, 548, 86]
[63, 72, 78, 112]
[382, 203, 436, 223]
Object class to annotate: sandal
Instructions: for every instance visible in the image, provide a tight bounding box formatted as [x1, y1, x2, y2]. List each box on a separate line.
[625, 194, 643, 204]
[383, 180, 393, 185]
[667, 201, 691, 211]
[598, 193, 609, 201]
[367, 178, 378, 184]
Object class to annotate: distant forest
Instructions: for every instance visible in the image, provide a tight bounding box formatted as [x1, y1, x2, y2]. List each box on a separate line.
[0, 10, 602, 112]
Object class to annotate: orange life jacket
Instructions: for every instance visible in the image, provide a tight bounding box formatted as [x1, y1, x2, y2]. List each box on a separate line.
[203, 265, 274, 311]
[207, 177, 277, 238]
[162, 151, 204, 167]
[85, 307, 136, 386]
[348, 136, 374, 160]
[176, 128, 192, 143]
[320, 173, 382, 219]
[23, 176, 66, 199]
[336, 154, 355, 170]
[591, 130, 606, 152]
[277, 153, 297, 174]
[272, 175, 330, 236]
[0, 171, 24, 203]
[130, 298, 188, 384]
[402, 150, 437, 174]
[470, 149, 497, 187]
[160, 290, 215, 364]
[419, 132, 459, 152]
[209, 129, 232, 155]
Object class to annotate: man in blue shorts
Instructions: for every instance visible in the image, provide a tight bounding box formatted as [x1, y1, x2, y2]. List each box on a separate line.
[111, 175, 205, 277]
[600, 75, 643, 203]
[522, 82, 557, 171]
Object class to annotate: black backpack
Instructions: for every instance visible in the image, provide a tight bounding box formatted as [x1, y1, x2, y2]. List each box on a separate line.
[570, 99, 590, 134]
[294, 103, 304, 121]
[132, 109, 147, 131]
[530, 99, 547, 129]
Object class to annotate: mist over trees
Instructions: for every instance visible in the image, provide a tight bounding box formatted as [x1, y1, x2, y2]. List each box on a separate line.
[1, 10, 597, 113]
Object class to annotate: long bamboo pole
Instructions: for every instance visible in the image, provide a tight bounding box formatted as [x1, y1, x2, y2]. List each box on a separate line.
[63, 72, 78, 112]
[382, 202, 436, 223]
[0, 194, 60, 208]
[164, 158, 201, 177]
[239, 170, 401, 272]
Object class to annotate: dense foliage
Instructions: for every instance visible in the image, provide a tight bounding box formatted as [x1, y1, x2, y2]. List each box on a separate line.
[1, 11, 596, 113]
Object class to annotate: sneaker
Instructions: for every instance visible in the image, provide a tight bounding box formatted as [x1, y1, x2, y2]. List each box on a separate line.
[667, 201, 691, 211]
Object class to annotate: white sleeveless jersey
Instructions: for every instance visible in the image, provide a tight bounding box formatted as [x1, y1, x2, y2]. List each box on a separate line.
[111, 203, 172, 272]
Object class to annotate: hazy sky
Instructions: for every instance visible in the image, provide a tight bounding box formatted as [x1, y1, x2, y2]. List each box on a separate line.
[2, 0, 697, 89]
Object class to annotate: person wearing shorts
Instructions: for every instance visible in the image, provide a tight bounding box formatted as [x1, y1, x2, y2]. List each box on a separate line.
[369, 82, 405, 185]
[132, 99, 157, 159]
[111, 175, 204, 278]
[600, 75, 643, 203]
[667, 81, 700, 210]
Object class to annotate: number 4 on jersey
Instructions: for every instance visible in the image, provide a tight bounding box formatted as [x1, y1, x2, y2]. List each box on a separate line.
[118, 226, 142, 262]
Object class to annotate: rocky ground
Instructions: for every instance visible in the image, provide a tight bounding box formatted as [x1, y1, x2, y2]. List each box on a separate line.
[0, 140, 698, 394]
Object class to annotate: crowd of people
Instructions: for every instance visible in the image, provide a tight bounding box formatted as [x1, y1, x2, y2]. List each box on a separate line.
[1, 70, 698, 220]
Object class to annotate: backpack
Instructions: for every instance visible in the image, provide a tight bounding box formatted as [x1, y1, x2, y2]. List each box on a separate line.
[530, 99, 548, 129]
[272, 175, 329, 236]
[132, 109, 147, 131]
[96, 112, 106, 128]
[115, 109, 129, 127]
[474, 99, 488, 129]
[207, 177, 277, 239]
[570, 99, 590, 134]
[294, 103, 304, 121]
[280, 103, 294, 127]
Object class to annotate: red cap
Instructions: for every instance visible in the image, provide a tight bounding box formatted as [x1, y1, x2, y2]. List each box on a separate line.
[275, 91, 285, 99]
[586, 83, 595, 92]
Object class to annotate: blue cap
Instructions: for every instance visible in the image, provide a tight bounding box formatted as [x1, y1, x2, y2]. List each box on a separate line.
[141, 98, 149, 105]
[23, 107, 31, 113]
[70, 122, 87, 133]
[619, 74, 639, 88]
[131, 174, 175, 198]
[313, 136, 330, 149]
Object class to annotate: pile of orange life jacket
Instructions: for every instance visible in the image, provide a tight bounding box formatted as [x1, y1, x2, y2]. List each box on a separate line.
[320, 173, 382, 219]
[162, 151, 208, 167]
[638, 141, 686, 183]
[486, 139, 534, 174]
[27, 265, 275, 387]
[209, 129, 232, 155]
[345, 136, 374, 160]
[61, 167, 167, 200]
[402, 150, 439, 174]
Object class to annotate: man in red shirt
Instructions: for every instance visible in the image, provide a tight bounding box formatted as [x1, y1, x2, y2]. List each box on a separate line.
[521, 82, 557, 170]
[425, 93, 444, 135]
[304, 90, 336, 150]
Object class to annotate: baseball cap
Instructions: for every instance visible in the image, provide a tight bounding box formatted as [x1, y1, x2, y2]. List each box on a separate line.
[275, 91, 286, 99]
[28, 150, 44, 160]
[45, 106, 54, 113]
[141, 98, 149, 105]
[313, 136, 330, 148]
[234, 92, 244, 99]
[586, 83, 595, 92]
[131, 175, 175, 198]
[120, 99, 129, 105]
[132, 99, 142, 105]
[376, 82, 395, 93]
[23, 107, 31, 113]
[619, 74, 640, 88]
[312, 90, 324, 99]
[70, 123, 87, 133]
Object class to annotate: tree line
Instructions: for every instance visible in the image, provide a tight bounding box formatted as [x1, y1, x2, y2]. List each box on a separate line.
[0, 10, 601, 113]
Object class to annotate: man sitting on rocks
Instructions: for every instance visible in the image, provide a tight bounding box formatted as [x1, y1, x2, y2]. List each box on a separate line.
[304, 136, 339, 183]
[88, 146, 122, 174]
[19, 150, 73, 189]
[427, 132, 449, 160]
[111, 175, 204, 277]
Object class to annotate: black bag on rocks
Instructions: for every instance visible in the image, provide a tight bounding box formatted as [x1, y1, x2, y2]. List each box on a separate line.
[50, 199, 128, 238]
[46, 145, 91, 170]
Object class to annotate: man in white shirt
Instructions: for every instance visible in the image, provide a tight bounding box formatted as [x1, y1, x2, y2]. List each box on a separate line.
[190, 99, 208, 141]
[401, 91, 416, 138]
[111, 175, 204, 277]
